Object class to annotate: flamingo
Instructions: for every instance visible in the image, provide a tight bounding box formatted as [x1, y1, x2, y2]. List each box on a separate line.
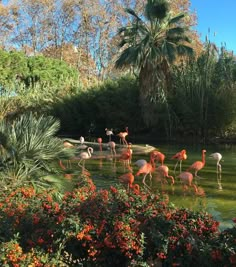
[134, 159, 147, 168]
[59, 159, 66, 170]
[62, 141, 75, 168]
[135, 157, 155, 186]
[209, 152, 222, 173]
[157, 165, 175, 184]
[171, 149, 187, 174]
[78, 136, 87, 150]
[132, 184, 140, 194]
[134, 150, 157, 168]
[63, 141, 74, 148]
[120, 143, 132, 164]
[79, 136, 85, 144]
[117, 127, 128, 146]
[118, 172, 134, 191]
[97, 137, 103, 151]
[105, 128, 114, 142]
[150, 150, 165, 166]
[187, 149, 206, 178]
[119, 143, 132, 167]
[177, 171, 198, 194]
[78, 147, 93, 168]
[108, 141, 116, 157]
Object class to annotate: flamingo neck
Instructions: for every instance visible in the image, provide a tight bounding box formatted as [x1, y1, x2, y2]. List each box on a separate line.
[202, 151, 206, 165]
[88, 148, 93, 157]
[192, 184, 198, 193]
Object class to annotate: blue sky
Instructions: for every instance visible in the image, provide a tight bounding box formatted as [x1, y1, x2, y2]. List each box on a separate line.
[190, 0, 236, 53]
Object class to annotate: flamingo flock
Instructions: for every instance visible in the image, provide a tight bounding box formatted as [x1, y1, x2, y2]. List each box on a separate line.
[59, 128, 223, 197]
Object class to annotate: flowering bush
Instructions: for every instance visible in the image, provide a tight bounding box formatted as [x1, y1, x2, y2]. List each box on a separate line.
[0, 175, 235, 266]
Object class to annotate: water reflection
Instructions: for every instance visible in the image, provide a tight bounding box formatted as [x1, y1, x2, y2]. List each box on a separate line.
[217, 171, 223, 190]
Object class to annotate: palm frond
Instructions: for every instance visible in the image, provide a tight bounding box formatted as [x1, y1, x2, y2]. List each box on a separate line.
[124, 8, 141, 21]
[167, 27, 186, 37]
[0, 113, 74, 190]
[168, 13, 185, 25]
[177, 45, 195, 57]
[115, 46, 140, 69]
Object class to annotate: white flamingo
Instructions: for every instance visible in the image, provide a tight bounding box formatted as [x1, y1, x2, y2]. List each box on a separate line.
[105, 128, 113, 142]
[209, 152, 222, 173]
[79, 136, 85, 144]
[78, 147, 93, 168]
[78, 136, 87, 149]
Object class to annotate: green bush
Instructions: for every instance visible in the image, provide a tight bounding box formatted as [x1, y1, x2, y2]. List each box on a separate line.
[0, 113, 74, 191]
[52, 75, 143, 137]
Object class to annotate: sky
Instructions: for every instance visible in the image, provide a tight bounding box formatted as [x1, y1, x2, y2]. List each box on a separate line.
[190, 0, 236, 54]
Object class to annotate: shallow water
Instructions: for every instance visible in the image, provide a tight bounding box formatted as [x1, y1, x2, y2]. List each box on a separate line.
[61, 141, 236, 231]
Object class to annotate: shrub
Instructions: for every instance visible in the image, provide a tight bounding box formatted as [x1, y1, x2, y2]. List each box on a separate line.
[0, 177, 235, 266]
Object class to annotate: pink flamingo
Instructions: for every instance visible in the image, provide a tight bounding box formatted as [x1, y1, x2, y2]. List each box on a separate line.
[157, 165, 174, 184]
[187, 149, 206, 178]
[63, 141, 74, 148]
[118, 173, 140, 194]
[117, 127, 128, 146]
[118, 172, 134, 191]
[120, 143, 132, 164]
[97, 137, 103, 151]
[171, 149, 187, 174]
[59, 159, 66, 170]
[135, 157, 155, 186]
[150, 150, 165, 165]
[119, 143, 132, 170]
[108, 141, 116, 157]
[134, 150, 158, 168]
[177, 171, 198, 194]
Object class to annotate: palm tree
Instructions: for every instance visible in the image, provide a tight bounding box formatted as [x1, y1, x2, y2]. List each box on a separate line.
[0, 113, 75, 192]
[115, 0, 194, 125]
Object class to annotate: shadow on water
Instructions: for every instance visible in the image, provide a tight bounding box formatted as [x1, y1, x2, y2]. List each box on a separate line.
[61, 140, 236, 231]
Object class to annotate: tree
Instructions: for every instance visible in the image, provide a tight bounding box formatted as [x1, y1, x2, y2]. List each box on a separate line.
[115, 0, 194, 126]
[171, 42, 236, 141]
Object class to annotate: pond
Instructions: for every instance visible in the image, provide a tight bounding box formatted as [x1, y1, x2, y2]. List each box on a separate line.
[59, 139, 236, 231]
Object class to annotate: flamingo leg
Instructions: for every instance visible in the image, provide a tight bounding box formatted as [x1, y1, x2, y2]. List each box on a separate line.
[78, 159, 82, 167]
[179, 160, 182, 173]
[174, 161, 178, 175]
[142, 173, 148, 185]
[149, 173, 152, 185]
[217, 163, 222, 173]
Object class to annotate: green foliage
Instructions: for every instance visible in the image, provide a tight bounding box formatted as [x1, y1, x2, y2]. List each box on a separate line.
[145, 0, 170, 20]
[24, 55, 79, 88]
[52, 75, 143, 136]
[169, 42, 236, 141]
[0, 49, 80, 96]
[0, 50, 28, 94]
[0, 113, 74, 191]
